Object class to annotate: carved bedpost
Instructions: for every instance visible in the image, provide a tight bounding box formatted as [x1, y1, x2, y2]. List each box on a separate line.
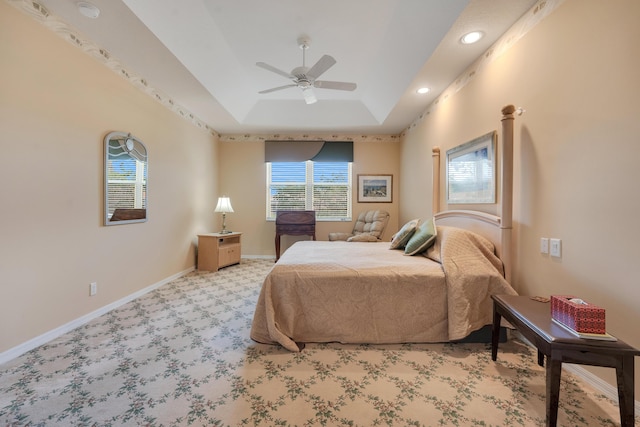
[500, 105, 515, 283]
[432, 147, 440, 215]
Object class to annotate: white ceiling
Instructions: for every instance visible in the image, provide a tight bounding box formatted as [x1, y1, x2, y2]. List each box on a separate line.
[36, 0, 537, 135]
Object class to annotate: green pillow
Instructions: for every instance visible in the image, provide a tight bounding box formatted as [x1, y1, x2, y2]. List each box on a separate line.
[389, 219, 419, 249]
[404, 217, 437, 255]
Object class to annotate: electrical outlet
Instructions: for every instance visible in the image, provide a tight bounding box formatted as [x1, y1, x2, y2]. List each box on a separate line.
[550, 239, 561, 257]
[90, 282, 97, 296]
[540, 238, 549, 254]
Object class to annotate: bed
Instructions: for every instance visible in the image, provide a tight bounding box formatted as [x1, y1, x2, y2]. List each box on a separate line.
[251, 105, 518, 352]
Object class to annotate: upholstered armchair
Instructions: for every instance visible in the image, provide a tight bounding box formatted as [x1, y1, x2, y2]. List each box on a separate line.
[328, 210, 390, 242]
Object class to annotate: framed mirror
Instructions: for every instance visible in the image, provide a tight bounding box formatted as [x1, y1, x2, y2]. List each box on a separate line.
[104, 131, 148, 225]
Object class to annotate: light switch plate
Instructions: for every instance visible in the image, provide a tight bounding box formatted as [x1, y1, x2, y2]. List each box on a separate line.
[550, 238, 561, 257]
[540, 238, 549, 254]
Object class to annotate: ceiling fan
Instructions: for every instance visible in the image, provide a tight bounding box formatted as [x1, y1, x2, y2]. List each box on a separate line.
[256, 37, 357, 105]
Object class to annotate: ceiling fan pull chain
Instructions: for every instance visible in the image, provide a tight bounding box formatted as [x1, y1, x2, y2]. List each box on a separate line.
[301, 41, 307, 68]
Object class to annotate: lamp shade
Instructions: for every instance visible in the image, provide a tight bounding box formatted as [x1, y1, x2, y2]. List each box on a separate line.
[214, 197, 234, 213]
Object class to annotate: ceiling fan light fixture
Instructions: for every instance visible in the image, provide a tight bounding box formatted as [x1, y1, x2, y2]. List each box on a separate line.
[460, 31, 483, 45]
[302, 87, 317, 104]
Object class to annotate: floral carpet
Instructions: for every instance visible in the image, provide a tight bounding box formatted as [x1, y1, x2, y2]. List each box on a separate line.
[0, 259, 629, 426]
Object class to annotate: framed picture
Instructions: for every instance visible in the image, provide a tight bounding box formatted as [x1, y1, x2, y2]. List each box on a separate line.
[358, 174, 392, 203]
[446, 131, 496, 204]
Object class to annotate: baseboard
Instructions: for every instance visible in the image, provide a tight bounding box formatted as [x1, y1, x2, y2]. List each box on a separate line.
[242, 255, 275, 260]
[562, 363, 640, 415]
[513, 331, 640, 413]
[0, 266, 194, 365]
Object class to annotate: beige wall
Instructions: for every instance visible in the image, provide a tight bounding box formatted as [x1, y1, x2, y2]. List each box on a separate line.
[219, 137, 400, 256]
[400, 0, 640, 395]
[0, 2, 219, 352]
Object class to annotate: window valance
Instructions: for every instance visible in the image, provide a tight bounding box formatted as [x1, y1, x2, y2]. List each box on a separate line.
[265, 140, 353, 162]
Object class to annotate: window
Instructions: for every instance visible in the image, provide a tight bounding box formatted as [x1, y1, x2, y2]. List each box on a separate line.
[266, 161, 352, 221]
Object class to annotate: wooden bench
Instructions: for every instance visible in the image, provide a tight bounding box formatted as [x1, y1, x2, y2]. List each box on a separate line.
[491, 294, 639, 427]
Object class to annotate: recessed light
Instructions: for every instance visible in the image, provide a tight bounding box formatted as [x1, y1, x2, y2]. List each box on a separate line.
[77, 2, 100, 19]
[460, 31, 483, 45]
[417, 87, 430, 94]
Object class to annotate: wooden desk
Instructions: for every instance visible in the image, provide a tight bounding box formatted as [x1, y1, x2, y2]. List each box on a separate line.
[491, 294, 639, 427]
[275, 210, 315, 261]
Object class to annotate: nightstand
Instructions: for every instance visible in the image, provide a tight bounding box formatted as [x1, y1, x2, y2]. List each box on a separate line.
[197, 232, 242, 271]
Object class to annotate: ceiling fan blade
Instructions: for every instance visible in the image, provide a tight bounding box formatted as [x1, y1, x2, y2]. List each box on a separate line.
[314, 80, 357, 91]
[306, 55, 336, 80]
[256, 62, 294, 79]
[259, 84, 296, 94]
[301, 87, 317, 104]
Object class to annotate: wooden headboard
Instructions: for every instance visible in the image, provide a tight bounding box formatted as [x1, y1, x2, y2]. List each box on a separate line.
[432, 105, 515, 282]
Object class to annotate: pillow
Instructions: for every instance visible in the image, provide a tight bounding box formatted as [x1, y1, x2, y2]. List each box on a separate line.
[347, 234, 380, 242]
[389, 219, 419, 249]
[404, 217, 437, 255]
[328, 232, 351, 241]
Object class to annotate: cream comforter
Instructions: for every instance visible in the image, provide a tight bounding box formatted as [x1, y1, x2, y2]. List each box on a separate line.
[250, 226, 517, 351]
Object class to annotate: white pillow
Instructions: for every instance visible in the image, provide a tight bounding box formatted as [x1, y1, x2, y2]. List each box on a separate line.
[389, 219, 419, 249]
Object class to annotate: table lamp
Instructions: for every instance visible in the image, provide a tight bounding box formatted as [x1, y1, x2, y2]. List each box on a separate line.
[214, 196, 234, 234]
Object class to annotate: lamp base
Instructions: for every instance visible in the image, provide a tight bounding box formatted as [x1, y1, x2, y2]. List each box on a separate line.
[218, 212, 232, 234]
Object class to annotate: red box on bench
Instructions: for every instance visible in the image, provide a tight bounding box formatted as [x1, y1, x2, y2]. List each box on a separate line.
[550, 295, 606, 334]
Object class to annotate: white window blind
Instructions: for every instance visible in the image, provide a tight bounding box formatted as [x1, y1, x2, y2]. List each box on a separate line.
[266, 161, 352, 221]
